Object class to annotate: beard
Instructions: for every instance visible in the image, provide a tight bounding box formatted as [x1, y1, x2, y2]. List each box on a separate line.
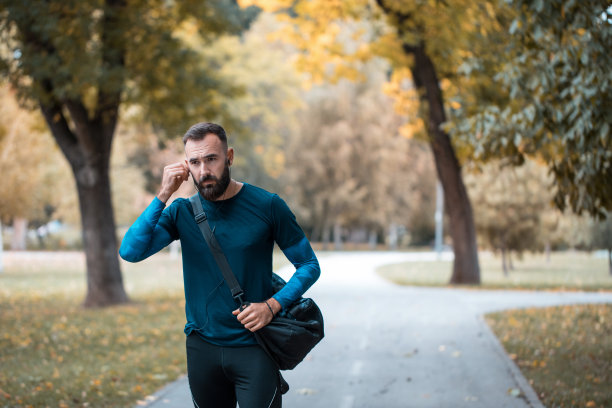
[195, 163, 231, 201]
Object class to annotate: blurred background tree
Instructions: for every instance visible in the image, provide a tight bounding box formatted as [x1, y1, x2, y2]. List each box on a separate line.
[0, 0, 259, 306]
[283, 60, 435, 249]
[241, 0, 516, 283]
[243, 0, 611, 281]
[0, 84, 74, 250]
[591, 214, 612, 275]
[465, 160, 553, 275]
[449, 0, 611, 218]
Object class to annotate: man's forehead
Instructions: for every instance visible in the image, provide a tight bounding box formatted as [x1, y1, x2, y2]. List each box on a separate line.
[185, 134, 225, 158]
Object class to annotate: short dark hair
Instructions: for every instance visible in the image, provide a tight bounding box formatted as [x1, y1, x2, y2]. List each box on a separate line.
[183, 122, 228, 147]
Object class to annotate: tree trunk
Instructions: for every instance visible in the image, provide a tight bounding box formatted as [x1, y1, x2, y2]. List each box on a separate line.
[76, 161, 129, 307]
[39, 96, 128, 307]
[368, 229, 377, 250]
[508, 251, 514, 270]
[408, 43, 481, 284]
[321, 223, 331, 251]
[11, 217, 28, 250]
[501, 247, 509, 277]
[388, 222, 398, 250]
[375, 0, 480, 284]
[608, 247, 611, 276]
[333, 222, 343, 250]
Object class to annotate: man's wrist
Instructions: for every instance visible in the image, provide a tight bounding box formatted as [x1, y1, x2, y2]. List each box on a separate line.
[157, 190, 172, 203]
[267, 297, 282, 315]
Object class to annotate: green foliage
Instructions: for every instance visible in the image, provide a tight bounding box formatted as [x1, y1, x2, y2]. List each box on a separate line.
[449, 0, 612, 217]
[0, 0, 258, 136]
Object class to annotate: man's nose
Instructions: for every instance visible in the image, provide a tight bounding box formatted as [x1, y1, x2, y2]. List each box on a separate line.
[196, 161, 210, 173]
[196, 162, 213, 177]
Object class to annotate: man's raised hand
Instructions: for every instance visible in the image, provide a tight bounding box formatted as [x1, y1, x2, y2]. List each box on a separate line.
[157, 162, 189, 203]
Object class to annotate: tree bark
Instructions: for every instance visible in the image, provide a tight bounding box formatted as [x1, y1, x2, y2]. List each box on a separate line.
[76, 160, 128, 307]
[408, 44, 481, 284]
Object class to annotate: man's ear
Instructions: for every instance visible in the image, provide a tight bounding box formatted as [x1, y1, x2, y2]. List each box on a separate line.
[227, 148, 234, 166]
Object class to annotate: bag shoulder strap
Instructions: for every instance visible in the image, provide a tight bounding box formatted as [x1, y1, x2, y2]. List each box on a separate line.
[188, 194, 245, 304]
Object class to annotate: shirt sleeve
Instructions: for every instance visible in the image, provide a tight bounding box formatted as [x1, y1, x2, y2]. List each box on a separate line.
[118, 197, 179, 262]
[270, 195, 321, 309]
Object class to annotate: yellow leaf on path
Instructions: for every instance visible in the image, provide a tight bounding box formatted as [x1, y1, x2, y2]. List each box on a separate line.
[586, 401, 596, 407]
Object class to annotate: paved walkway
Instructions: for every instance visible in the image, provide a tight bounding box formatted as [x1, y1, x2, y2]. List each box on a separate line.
[136, 252, 612, 408]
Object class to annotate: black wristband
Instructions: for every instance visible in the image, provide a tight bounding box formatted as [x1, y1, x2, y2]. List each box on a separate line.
[264, 300, 275, 317]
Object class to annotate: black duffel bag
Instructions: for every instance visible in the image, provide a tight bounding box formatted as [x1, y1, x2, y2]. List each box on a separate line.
[253, 273, 324, 370]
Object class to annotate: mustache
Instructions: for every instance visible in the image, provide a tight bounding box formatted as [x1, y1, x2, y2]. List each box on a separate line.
[198, 175, 218, 184]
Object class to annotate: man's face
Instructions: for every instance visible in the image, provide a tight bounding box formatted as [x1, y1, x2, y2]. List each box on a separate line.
[185, 134, 232, 201]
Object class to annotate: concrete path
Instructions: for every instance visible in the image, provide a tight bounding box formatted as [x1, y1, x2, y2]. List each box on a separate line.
[137, 252, 612, 408]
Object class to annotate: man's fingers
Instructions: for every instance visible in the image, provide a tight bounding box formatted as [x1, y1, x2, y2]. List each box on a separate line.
[165, 163, 189, 179]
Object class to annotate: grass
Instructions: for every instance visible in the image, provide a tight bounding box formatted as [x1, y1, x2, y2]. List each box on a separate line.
[486, 304, 612, 408]
[0, 294, 186, 408]
[0, 250, 290, 408]
[376, 251, 612, 291]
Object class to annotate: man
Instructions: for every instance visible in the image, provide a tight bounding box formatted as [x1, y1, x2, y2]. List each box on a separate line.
[119, 122, 320, 408]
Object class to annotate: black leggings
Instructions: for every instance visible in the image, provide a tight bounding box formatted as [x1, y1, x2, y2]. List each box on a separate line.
[186, 333, 282, 408]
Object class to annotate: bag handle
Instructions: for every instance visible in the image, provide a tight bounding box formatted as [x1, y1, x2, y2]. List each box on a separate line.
[188, 194, 245, 305]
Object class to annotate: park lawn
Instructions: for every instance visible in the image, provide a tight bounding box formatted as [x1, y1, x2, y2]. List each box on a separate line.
[0, 251, 289, 408]
[0, 293, 187, 408]
[376, 251, 612, 291]
[486, 304, 612, 408]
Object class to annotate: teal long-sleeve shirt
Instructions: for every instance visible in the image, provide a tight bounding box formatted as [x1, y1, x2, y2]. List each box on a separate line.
[119, 183, 320, 346]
